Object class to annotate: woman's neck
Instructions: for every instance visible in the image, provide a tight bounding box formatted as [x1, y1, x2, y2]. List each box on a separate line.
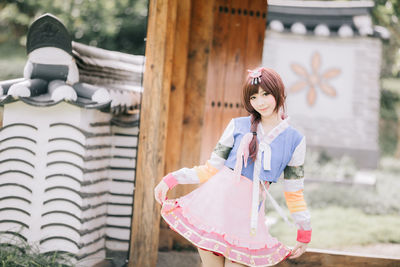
[260, 113, 282, 131]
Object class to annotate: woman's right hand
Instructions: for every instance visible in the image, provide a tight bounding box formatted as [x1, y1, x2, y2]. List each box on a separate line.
[154, 180, 169, 204]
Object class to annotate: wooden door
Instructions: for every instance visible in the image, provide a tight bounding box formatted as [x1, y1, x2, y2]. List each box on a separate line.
[201, 0, 268, 163]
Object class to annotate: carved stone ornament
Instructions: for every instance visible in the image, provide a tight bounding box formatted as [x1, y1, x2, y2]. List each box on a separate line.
[26, 13, 72, 55]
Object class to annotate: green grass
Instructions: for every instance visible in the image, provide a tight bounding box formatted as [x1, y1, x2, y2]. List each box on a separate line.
[0, 229, 74, 267]
[269, 163, 400, 215]
[305, 171, 400, 215]
[0, 42, 25, 60]
[268, 206, 400, 249]
[0, 244, 74, 267]
[265, 156, 400, 249]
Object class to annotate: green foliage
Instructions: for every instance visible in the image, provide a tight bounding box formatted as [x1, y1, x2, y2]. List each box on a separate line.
[303, 170, 400, 215]
[266, 138, 400, 251]
[0, 41, 25, 80]
[0, 242, 74, 267]
[372, 0, 400, 77]
[0, 229, 75, 266]
[0, 0, 148, 55]
[380, 78, 400, 155]
[269, 155, 400, 215]
[269, 206, 400, 248]
[305, 151, 357, 181]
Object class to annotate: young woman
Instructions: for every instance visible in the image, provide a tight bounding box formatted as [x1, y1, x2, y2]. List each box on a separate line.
[155, 67, 311, 266]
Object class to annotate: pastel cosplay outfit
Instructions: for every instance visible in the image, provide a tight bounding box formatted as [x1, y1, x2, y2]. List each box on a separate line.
[160, 116, 312, 266]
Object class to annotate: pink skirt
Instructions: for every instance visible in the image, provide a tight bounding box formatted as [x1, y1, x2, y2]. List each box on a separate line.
[161, 167, 291, 266]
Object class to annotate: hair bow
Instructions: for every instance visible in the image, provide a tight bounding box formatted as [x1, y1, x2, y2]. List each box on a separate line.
[248, 68, 263, 85]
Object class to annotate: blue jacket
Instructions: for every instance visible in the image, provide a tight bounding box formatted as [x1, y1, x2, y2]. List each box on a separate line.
[224, 116, 303, 182]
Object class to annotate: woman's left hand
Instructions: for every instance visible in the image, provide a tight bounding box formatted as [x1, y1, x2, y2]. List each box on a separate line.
[154, 180, 170, 204]
[289, 241, 308, 259]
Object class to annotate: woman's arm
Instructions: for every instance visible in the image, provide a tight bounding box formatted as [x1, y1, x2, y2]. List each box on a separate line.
[283, 136, 312, 244]
[162, 119, 235, 189]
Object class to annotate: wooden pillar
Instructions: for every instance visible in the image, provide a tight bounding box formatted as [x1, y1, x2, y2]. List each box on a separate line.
[128, 0, 178, 266]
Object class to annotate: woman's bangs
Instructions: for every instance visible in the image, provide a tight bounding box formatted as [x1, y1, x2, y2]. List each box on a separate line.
[246, 83, 259, 99]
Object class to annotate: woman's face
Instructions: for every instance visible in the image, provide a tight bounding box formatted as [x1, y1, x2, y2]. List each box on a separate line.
[249, 87, 277, 118]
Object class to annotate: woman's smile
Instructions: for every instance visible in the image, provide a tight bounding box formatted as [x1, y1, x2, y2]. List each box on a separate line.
[250, 87, 277, 118]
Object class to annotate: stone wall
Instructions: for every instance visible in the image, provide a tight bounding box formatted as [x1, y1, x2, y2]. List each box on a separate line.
[262, 31, 381, 168]
[0, 101, 138, 265]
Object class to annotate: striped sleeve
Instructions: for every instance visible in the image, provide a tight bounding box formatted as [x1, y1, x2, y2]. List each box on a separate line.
[283, 136, 312, 235]
[164, 119, 235, 186]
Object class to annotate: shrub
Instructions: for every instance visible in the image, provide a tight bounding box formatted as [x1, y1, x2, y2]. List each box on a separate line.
[0, 233, 74, 267]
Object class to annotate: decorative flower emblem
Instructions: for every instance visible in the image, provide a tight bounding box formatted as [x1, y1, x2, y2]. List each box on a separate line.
[289, 52, 341, 106]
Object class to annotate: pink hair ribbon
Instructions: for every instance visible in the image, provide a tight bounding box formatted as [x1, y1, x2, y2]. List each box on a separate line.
[248, 67, 263, 85]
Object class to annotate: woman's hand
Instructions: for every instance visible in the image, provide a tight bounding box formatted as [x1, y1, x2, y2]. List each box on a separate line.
[154, 180, 169, 204]
[289, 241, 308, 259]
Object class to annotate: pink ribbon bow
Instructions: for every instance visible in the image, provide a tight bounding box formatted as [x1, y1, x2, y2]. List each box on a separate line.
[248, 67, 263, 78]
[233, 132, 254, 182]
[248, 68, 264, 85]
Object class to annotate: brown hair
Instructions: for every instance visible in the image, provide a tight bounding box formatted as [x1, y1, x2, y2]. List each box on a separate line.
[241, 67, 286, 161]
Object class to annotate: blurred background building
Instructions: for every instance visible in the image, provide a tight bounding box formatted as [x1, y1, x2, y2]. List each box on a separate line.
[263, 0, 389, 169]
